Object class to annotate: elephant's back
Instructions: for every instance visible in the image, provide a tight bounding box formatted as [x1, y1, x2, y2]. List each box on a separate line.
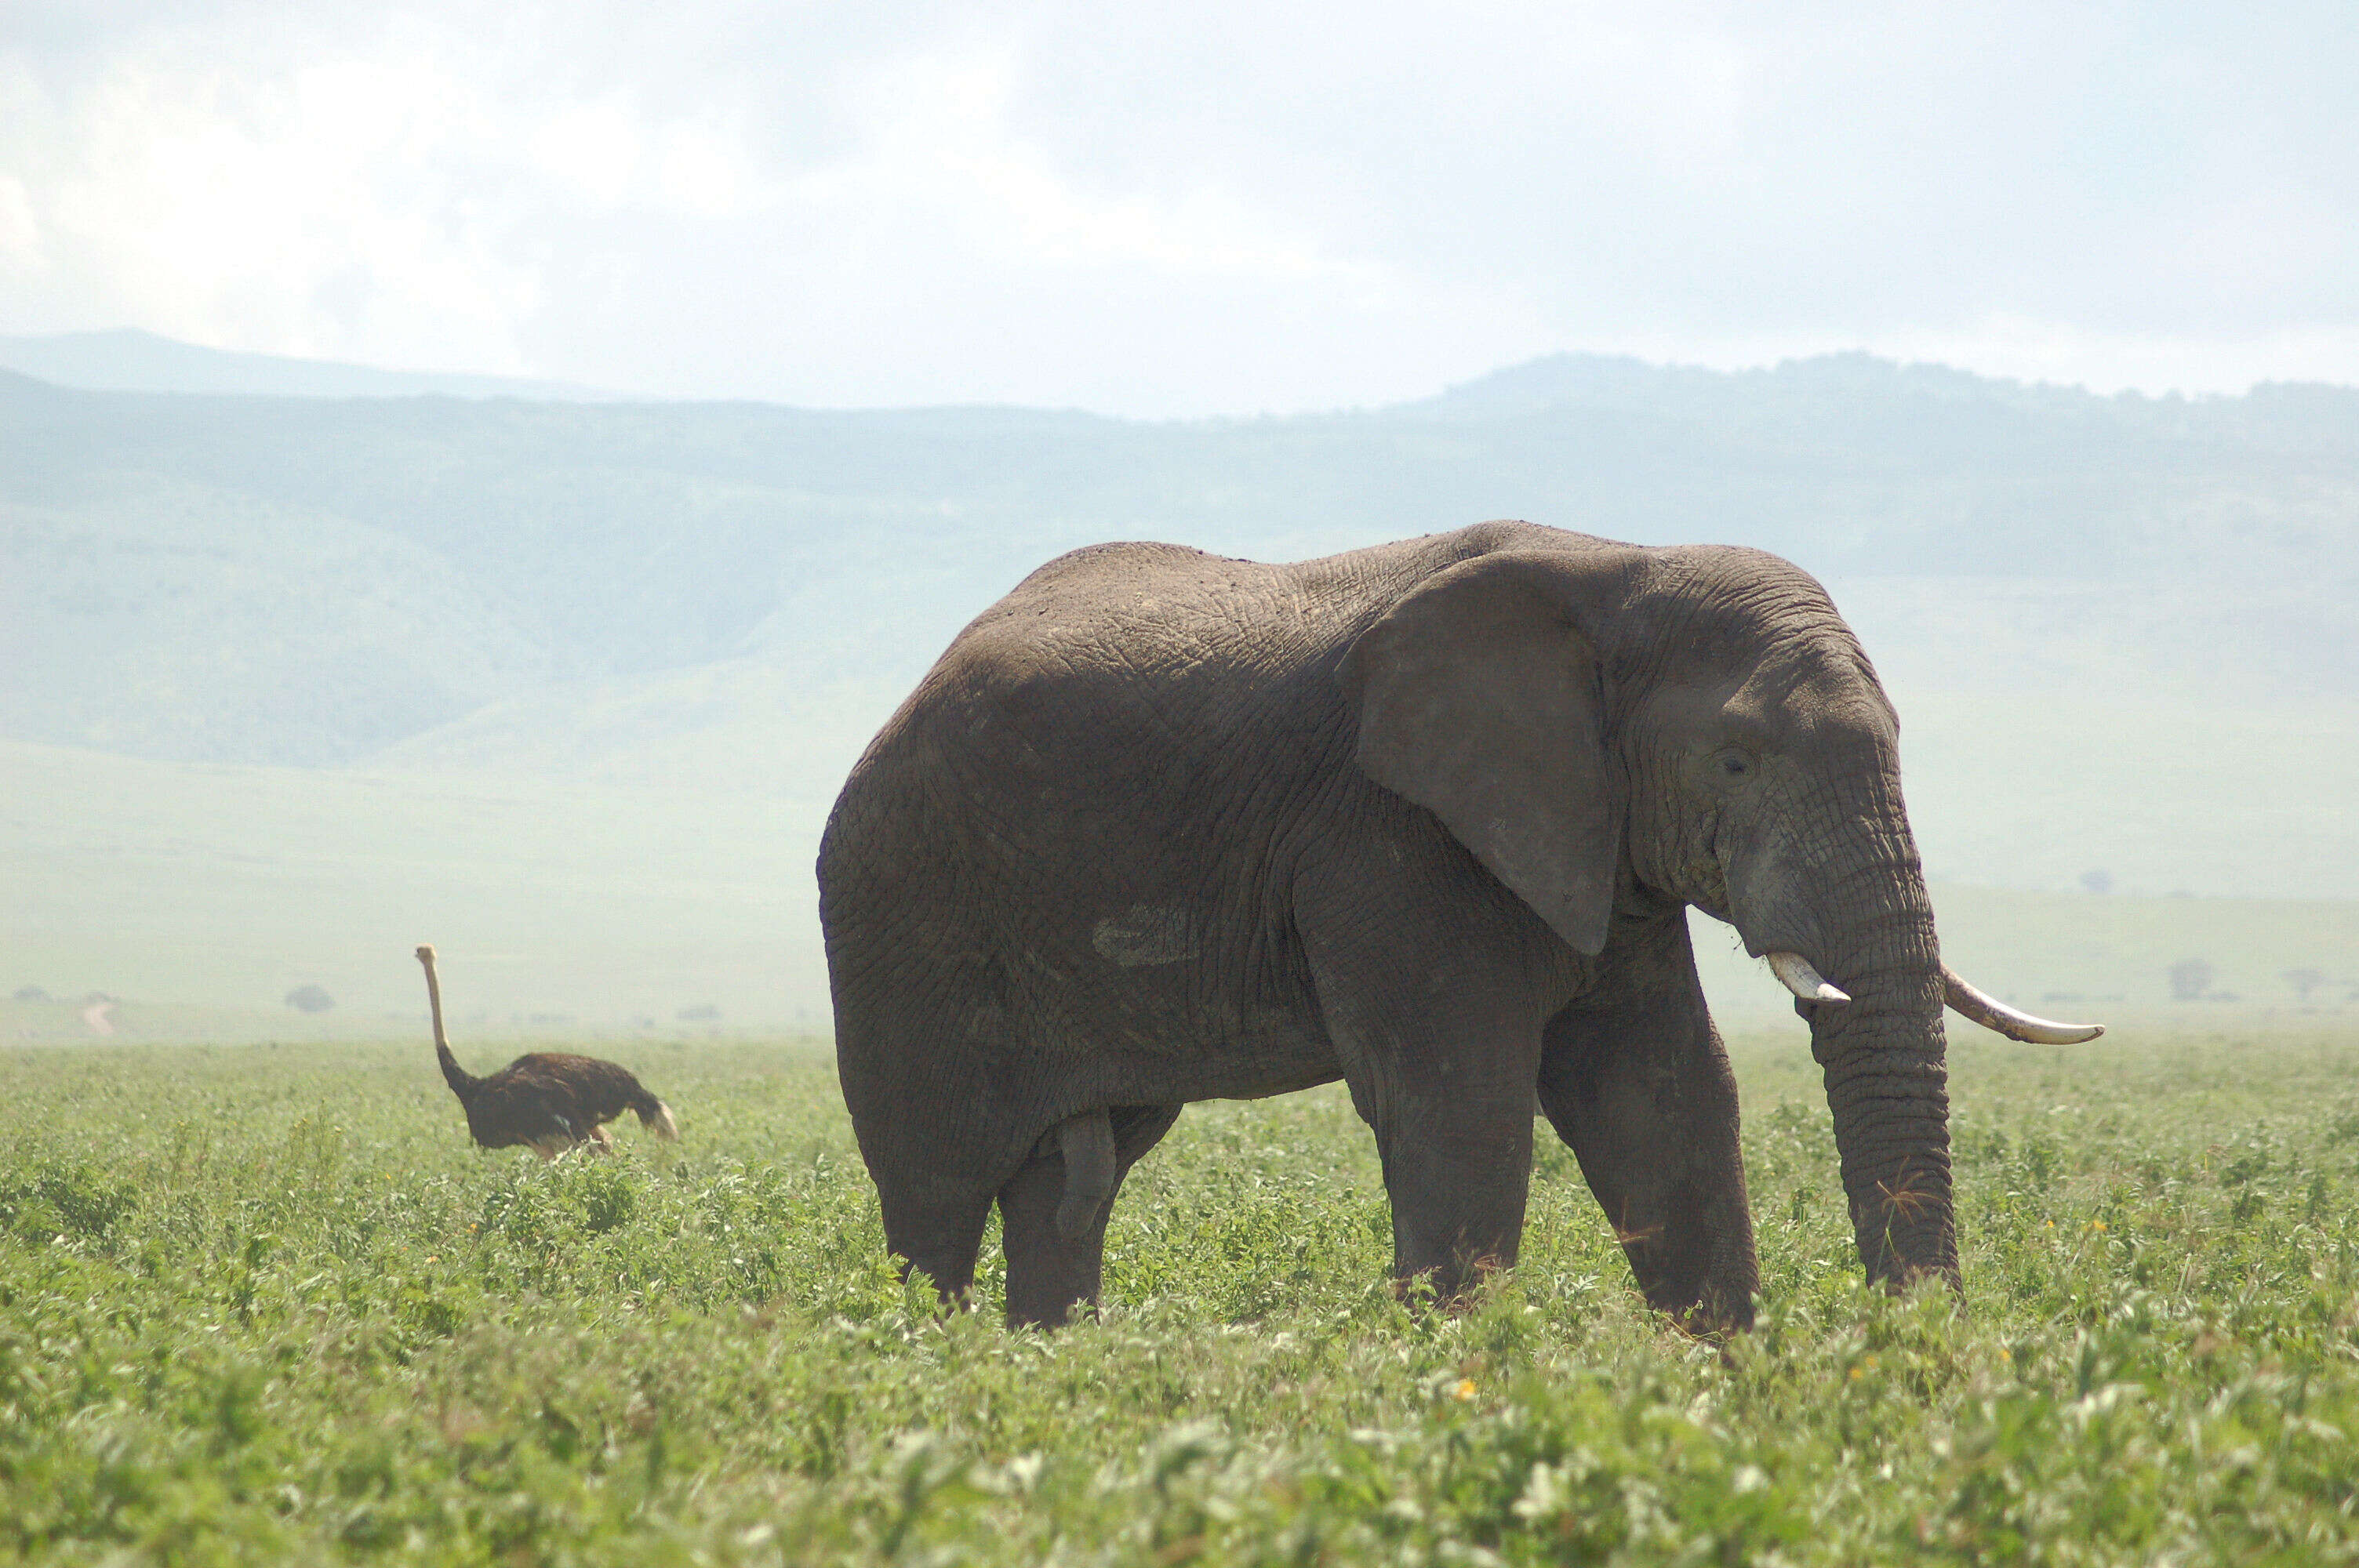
[816, 522, 1598, 891]
[818, 543, 1347, 942]
[845, 544, 1345, 781]
[925, 530, 1508, 700]
[820, 524, 1578, 857]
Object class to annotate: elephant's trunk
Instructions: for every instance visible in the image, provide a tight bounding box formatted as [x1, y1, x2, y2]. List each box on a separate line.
[1803, 837, 1957, 1287]
[1743, 788, 1957, 1289]
[1810, 944, 1955, 1286]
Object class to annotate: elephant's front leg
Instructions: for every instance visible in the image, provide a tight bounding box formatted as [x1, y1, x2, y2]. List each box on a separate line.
[1305, 923, 1554, 1301]
[1538, 908, 1759, 1331]
[1372, 1076, 1543, 1298]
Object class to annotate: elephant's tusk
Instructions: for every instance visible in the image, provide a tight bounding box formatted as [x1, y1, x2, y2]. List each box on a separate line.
[1942, 964, 2106, 1044]
[1766, 951, 1851, 1005]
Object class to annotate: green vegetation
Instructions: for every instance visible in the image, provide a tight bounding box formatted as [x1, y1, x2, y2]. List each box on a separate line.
[5, 1028, 2359, 1564]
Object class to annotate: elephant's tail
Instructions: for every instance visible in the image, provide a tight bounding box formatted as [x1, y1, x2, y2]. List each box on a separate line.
[1054, 1108, 1118, 1240]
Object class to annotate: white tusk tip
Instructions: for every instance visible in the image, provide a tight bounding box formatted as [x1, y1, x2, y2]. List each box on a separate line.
[1766, 951, 1848, 1006]
[1941, 964, 2106, 1045]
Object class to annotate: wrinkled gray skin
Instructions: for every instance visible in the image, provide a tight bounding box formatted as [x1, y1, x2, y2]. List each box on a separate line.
[819, 523, 1954, 1330]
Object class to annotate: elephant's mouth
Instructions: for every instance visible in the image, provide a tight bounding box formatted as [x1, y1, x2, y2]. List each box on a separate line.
[1681, 854, 1735, 924]
[1699, 827, 2105, 1046]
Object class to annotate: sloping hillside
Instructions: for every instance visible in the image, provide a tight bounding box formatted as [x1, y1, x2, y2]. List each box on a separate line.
[6, 352, 2354, 769]
[2, 739, 831, 1031]
[0, 328, 612, 400]
[7, 347, 2355, 1028]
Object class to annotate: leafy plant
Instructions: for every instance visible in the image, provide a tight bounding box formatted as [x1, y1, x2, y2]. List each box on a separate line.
[2, 1030, 2358, 1564]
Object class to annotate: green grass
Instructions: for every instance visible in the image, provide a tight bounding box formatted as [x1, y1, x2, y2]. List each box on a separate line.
[5, 1029, 2359, 1565]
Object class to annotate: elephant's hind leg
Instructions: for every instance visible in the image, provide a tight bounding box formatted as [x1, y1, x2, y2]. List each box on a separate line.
[833, 979, 1003, 1308]
[878, 1185, 994, 1308]
[998, 1104, 1181, 1328]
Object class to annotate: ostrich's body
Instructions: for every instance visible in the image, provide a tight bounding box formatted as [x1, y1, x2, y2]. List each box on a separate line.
[438, 1044, 678, 1157]
[418, 946, 678, 1158]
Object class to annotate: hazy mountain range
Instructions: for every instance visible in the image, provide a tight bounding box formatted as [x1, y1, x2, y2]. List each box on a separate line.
[0, 329, 617, 401]
[5, 333, 2355, 1023]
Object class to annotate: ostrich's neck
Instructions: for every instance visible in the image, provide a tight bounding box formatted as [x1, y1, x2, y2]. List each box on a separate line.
[437, 1041, 478, 1096]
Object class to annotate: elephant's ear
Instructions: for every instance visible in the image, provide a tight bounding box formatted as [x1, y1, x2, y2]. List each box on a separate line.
[1339, 550, 1623, 956]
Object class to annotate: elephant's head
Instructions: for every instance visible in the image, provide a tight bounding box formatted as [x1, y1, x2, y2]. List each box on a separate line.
[1345, 539, 2101, 1290]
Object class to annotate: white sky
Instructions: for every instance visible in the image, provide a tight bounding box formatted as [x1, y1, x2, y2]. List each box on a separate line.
[3, 1, 2354, 415]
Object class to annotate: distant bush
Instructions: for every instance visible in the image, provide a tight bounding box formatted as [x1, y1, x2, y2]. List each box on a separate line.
[284, 984, 336, 1013]
[676, 1004, 722, 1022]
[10, 985, 48, 1002]
[2168, 958, 2214, 1001]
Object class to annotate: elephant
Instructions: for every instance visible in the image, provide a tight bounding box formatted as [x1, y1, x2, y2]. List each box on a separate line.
[817, 521, 2101, 1330]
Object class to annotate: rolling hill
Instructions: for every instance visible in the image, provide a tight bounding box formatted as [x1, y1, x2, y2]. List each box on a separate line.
[5, 339, 2355, 1028]
[0, 328, 615, 401]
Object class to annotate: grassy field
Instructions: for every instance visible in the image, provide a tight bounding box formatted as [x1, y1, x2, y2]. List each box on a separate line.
[4, 1025, 2359, 1566]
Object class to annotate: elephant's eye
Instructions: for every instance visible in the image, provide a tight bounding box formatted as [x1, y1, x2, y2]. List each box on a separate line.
[1712, 748, 1755, 780]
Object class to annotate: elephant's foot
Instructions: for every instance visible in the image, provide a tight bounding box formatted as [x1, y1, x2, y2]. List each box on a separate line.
[1655, 1282, 1757, 1340]
[878, 1189, 992, 1313]
[1391, 1247, 1515, 1312]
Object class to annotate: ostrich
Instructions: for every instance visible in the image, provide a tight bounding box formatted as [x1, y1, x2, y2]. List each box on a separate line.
[416, 945, 679, 1157]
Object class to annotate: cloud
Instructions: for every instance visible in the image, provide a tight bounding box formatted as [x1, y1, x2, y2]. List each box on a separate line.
[2, 1, 2354, 412]
[0, 27, 543, 368]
